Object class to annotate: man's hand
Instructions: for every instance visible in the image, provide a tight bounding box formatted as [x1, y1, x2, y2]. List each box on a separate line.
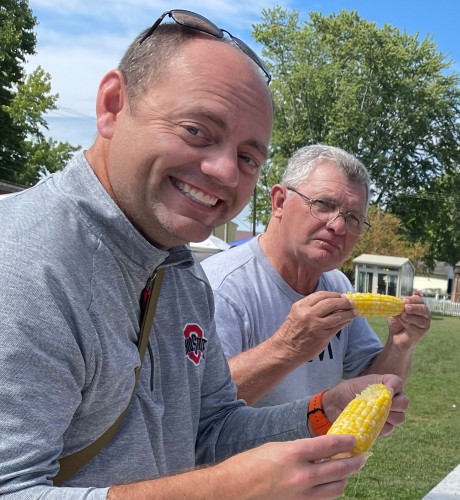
[229, 291, 358, 405]
[388, 294, 432, 351]
[275, 291, 357, 363]
[322, 373, 409, 438]
[109, 435, 366, 500]
[211, 435, 367, 499]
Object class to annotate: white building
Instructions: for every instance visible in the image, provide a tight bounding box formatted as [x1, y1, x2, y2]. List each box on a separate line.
[352, 254, 414, 297]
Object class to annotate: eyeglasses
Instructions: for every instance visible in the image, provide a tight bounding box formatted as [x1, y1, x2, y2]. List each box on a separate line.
[138, 9, 272, 84]
[287, 187, 371, 236]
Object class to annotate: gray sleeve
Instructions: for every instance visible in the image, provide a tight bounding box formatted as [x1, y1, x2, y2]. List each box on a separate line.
[212, 291, 249, 359]
[0, 270, 106, 499]
[195, 319, 310, 464]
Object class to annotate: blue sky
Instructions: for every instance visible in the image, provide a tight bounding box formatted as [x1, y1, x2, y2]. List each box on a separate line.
[27, 0, 460, 231]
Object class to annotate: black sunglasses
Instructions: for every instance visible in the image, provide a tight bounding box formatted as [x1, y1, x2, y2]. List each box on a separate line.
[138, 9, 271, 84]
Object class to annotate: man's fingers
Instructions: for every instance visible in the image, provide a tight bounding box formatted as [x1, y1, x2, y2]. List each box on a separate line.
[300, 438, 366, 498]
[297, 434, 357, 463]
[298, 294, 356, 320]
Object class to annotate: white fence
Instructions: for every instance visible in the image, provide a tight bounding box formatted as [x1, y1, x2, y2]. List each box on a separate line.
[423, 298, 460, 317]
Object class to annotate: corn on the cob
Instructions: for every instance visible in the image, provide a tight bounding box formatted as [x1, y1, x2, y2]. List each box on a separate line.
[344, 292, 404, 317]
[327, 383, 392, 458]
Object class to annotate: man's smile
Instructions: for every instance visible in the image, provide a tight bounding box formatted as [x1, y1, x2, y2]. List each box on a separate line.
[173, 179, 219, 207]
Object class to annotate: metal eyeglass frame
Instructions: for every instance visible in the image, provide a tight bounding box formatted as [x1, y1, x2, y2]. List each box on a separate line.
[287, 187, 371, 236]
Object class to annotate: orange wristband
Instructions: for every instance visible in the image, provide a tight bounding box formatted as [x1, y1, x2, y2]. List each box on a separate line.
[307, 390, 332, 436]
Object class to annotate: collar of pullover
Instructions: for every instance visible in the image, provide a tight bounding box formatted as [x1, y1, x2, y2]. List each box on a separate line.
[50, 152, 194, 273]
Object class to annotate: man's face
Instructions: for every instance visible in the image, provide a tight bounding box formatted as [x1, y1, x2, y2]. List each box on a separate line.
[279, 162, 368, 273]
[97, 37, 273, 249]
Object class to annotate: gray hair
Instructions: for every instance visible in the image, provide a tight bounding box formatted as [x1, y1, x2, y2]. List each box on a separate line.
[281, 144, 370, 206]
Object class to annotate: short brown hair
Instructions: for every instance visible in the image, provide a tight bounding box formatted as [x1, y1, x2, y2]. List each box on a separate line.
[118, 23, 231, 105]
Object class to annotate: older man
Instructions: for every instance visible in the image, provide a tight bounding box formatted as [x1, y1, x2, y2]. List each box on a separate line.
[203, 144, 431, 406]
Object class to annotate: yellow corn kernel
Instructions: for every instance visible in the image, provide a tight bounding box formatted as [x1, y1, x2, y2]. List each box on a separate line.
[327, 383, 392, 458]
[344, 292, 404, 317]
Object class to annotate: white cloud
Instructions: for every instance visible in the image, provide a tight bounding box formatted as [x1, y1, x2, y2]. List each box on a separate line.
[30, 0, 291, 37]
[27, 38, 126, 116]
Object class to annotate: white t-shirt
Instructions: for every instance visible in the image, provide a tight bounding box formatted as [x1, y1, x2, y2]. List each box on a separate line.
[202, 236, 383, 407]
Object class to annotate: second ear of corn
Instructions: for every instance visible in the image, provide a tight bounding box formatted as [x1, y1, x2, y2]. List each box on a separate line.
[344, 292, 404, 317]
[327, 383, 392, 458]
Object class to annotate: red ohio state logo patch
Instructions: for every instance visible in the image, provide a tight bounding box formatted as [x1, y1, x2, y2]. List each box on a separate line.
[183, 323, 208, 366]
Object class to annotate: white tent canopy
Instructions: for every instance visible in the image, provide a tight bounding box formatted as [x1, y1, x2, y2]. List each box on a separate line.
[189, 235, 230, 261]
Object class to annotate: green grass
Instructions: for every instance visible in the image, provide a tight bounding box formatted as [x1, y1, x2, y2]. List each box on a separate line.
[342, 314, 460, 500]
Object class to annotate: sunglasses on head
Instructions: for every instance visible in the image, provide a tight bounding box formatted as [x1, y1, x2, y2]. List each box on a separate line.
[138, 9, 272, 84]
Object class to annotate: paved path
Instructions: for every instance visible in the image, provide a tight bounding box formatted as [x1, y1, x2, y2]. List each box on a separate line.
[423, 464, 460, 498]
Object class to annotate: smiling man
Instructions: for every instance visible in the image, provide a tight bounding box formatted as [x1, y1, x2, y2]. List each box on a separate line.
[0, 11, 409, 500]
[203, 144, 431, 407]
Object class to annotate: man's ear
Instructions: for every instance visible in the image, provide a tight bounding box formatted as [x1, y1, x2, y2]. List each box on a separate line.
[270, 184, 287, 219]
[95, 70, 126, 139]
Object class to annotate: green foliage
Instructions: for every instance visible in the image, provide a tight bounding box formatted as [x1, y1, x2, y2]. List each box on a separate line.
[392, 170, 460, 268]
[0, 0, 79, 186]
[0, 0, 35, 82]
[342, 315, 460, 499]
[6, 66, 56, 136]
[0, 0, 34, 181]
[252, 8, 460, 230]
[341, 206, 429, 279]
[16, 137, 78, 186]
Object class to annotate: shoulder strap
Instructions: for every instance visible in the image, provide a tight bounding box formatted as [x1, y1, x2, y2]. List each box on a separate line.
[54, 267, 165, 486]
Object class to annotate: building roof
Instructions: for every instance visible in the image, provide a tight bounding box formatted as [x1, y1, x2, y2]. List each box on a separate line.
[0, 180, 25, 194]
[353, 253, 413, 269]
[416, 261, 455, 278]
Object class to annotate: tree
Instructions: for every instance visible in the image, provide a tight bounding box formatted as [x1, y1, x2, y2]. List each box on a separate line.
[392, 171, 460, 269]
[251, 8, 460, 227]
[0, 0, 79, 186]
[340, 206, 429, 281]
